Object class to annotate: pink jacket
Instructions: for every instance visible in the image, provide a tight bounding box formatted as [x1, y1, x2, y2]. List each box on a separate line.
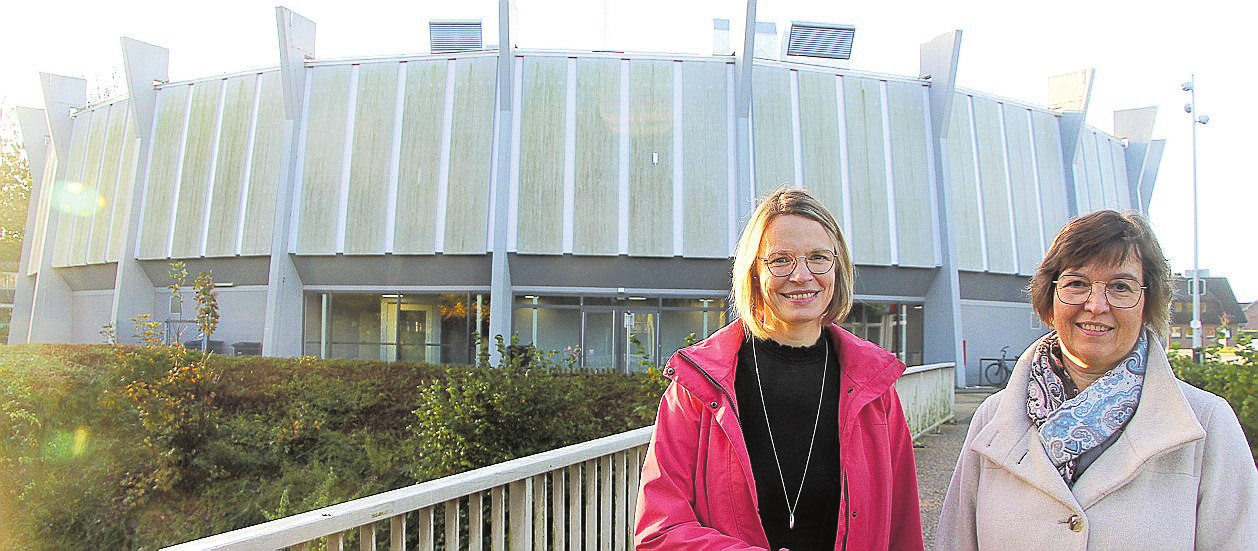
[634, 321, 924, 550]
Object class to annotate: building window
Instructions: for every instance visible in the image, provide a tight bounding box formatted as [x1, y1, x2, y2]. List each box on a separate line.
[1171, 326, 1182, 338]
[303, 292, 490, 364]
[512, 294, 727, 373]
[841, 302, 925, 366]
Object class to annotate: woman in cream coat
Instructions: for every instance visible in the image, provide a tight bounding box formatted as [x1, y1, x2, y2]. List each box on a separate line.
[937, 210, 1258, 550]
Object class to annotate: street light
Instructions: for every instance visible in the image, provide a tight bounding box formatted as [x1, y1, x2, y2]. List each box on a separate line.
[1182, 75, 1209, 359]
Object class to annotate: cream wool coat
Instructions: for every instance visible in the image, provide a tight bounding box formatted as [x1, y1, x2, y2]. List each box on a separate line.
[936, 334, 1258, 550]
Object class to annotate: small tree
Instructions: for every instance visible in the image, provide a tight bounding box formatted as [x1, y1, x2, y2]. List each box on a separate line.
[167, 261, 188, 343]
[193, 271, 219, 352]
[0, 112, 32, 264]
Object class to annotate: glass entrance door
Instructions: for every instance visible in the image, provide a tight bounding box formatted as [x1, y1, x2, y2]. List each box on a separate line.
[580, 307, 657, 373]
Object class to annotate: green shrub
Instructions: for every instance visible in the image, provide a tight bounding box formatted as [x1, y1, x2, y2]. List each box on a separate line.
[1, 342, 667, 549]
[1171, 335, 1258, 458]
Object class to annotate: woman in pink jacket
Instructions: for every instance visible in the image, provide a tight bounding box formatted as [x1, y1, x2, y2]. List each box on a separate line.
[634, 188, 924, 551]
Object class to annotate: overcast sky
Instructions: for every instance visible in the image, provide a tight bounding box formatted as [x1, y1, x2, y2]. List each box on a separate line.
[2, 0, 1252, 301]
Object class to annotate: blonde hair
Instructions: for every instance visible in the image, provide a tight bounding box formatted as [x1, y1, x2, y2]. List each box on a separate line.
[732, 187, 854, 340]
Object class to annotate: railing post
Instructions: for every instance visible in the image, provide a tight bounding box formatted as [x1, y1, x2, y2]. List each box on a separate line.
[509, 478, 533, 551]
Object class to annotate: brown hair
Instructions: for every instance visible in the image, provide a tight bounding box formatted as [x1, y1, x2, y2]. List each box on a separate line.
[1029, 210, 1172, 337]
[732, 187, 854, 340]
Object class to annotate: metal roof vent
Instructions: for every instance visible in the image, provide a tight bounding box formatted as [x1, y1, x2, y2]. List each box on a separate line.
[430, 20, 483, 54]
[785, 21, 855, 60]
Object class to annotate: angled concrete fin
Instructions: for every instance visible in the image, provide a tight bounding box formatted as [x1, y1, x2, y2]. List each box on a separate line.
[38, 73, 86, 162]
[920, 30, 963, 141]
[276, 6, 316, 121]
[1115, 106, 1157, 211]
[1140, 139, 1166, 211]
[120, 37, 169, 142]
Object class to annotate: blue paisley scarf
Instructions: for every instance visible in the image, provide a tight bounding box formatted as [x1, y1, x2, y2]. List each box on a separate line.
[1026, 330, 1148, 484]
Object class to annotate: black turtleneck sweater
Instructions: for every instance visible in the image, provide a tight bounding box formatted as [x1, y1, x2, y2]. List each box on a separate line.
[734, 332, 841, 551]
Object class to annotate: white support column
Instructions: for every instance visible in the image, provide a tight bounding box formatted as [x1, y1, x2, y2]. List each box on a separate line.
[25, 73, 85, 343]
[111, 37, 169, 344]
[261, 6, 316, 357]
[8, 107, 50, 344]
[733, 0, 758, 223]
[918, 30, 967, 386]
[486, 0, 516, 365]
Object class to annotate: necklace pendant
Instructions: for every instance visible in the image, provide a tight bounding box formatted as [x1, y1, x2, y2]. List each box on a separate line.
[789, 513, 795, 530]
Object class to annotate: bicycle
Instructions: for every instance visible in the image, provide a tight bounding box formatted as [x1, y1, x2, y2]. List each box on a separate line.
[981, 345, 1014, 388]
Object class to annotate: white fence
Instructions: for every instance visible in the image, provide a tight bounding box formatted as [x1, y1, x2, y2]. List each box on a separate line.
[163, 362, 955, 550]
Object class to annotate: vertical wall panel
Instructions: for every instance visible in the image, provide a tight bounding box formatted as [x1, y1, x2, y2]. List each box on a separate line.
[798, 72, 845, 227]
[944, 93, 982, 271]
[517, 57, 567, 254]
[628, 60, 674, 257]
[887, 82, 934, 267]
[170, 80, 222, 258]
[393, 61, 446, 255]
[843, 77, 891, 265]
[752, 66, 793, 195]
[72, 109, 108, 264]
[442, 57, 496, 254]
[109, 104, 139, 262]
[1002, 106, 1043, 274]
[573, 59, 620, 255]
[681, 61, 730, 258]
[344, 62, 398, 254]
[204, 75, 255, 257]
[84, 106, 119, 264]
[240, 70, 284, 255]
[296, 66, 352, 254]
[53, 113, 92, 267]
[1084, 131, 1105, 212]
[1031, 110, 1068, 243]
[29, 153, 58, 274]
[972, 97, 1014, 273]
[139, 85, 189, 259]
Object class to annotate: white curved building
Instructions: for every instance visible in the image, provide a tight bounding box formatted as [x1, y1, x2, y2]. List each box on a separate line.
[9, 7, 1163, 385]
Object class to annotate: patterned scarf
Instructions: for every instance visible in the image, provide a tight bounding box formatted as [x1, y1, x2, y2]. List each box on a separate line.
[1026, 330, 1148, 484]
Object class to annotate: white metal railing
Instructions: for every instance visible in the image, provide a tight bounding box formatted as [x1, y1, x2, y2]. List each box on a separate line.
[896, 362, 957, 438]
[162, 426, 653, 551]
[165, 364, 956, 550]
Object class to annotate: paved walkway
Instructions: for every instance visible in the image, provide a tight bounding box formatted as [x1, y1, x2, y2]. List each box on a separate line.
[914, 387, 998, 549]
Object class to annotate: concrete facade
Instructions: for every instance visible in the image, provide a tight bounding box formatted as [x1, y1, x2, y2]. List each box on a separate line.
[10, 7, 1163, 384]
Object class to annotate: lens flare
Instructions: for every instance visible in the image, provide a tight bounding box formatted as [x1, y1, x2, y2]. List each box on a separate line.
[52, 180, 105, 216]
[43, 427, 91, 460]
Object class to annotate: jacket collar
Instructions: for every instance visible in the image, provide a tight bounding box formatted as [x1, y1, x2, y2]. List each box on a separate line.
[671, 319, 906, 417]
[975, 332, 1205, 509]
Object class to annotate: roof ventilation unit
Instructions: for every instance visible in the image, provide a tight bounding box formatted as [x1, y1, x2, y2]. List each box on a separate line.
[784, 21, 855, 61]
[430, 20, 483, 54]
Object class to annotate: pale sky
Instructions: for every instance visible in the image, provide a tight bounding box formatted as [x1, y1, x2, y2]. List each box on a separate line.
[2, 0, 1253, 301]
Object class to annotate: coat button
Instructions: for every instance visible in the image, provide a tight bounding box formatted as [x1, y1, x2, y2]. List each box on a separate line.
[1067, 515, 1083, 532]
[664, 367, 674, 376]
[709, 401, 719, 409]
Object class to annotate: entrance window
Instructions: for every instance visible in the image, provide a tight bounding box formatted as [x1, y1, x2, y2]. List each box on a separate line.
[303, 292, 490, 364]
[841, 302, 924, 366]
[512, 294, 726, 373]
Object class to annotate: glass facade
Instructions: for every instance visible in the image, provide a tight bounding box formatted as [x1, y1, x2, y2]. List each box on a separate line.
[841, 302, 925, 366]
[303, 292, 490, 364]
[300, 292, 923, 369]
[512, 294, 728, 373]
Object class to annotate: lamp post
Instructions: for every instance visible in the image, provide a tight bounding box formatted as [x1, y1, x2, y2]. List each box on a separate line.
[1182, 75, 1209, 359]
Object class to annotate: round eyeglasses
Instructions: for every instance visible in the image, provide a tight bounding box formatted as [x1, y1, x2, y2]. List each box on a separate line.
[760, 251, 836, 278]
[1053, 276, 1146, 309]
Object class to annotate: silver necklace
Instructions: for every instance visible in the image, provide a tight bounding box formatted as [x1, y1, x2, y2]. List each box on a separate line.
[750, 337, 828, 531]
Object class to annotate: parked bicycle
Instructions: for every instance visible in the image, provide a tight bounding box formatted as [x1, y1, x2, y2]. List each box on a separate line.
[981, 345, 1014, 388]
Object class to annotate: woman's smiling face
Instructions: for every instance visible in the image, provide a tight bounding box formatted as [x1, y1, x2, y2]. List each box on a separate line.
[757, 215, 837, 344]
[1051, 256, 1146, 382]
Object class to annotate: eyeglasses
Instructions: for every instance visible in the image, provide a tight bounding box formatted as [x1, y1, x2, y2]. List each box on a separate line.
[1052, 276, 1146, 309]
[760, 250, 836, 277]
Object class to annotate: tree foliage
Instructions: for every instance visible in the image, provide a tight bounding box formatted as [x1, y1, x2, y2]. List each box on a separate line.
[0, 112, 32, 264]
